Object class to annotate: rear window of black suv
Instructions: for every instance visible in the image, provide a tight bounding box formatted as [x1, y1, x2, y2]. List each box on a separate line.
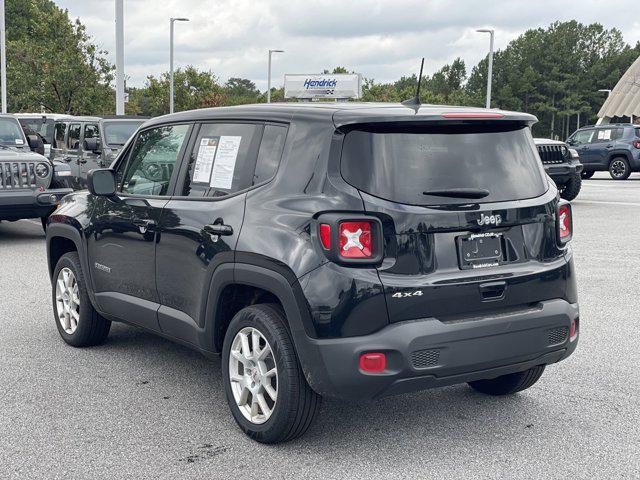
[340, 123, 547, 206]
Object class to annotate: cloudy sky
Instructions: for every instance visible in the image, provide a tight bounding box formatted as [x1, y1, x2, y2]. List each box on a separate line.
[57, 0, 640, 90]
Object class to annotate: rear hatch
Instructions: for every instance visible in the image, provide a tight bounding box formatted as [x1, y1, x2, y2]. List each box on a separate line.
[339, 119, 568, 323]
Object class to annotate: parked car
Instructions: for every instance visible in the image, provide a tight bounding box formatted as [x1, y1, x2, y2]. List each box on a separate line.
[51, 115, 147, 189]
[15, 113, 72, 159]
[534, 138, 583, 200]
[567, 123, 640, 180]
[0, 115, 72, 229]
[46, 103, 579, 443]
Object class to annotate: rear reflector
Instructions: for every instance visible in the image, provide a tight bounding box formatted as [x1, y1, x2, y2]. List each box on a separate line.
[633, 140, 640, 149]
[558, 203, 572, 243]
[359, 353, 386, 373]
[570, 318, 578, 340]
[339, 221, 372, 258]
[442, 112, 504, 119]
[319, 224, 331, 249]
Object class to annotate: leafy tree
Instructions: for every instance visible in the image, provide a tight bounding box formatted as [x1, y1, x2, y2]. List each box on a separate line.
[6, 0, 113, 114]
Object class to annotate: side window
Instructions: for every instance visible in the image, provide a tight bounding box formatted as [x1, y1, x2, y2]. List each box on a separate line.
[121, 124, 190, 196]
[54, 122, 66, 149]
[591, 128, 615, 143]
[253, 124, 287, 185]
[67, 123, 81, 150]
[181, 123, 261, 197]
[83, 124, 100, 145]
[572, 130, 593, 145]
[610, 128, 624, 140]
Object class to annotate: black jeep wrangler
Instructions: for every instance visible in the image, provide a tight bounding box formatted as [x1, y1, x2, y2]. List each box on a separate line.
[534, 138, 583, 200]
[45, 104, 579, 443]
[0, 115, 72, 229]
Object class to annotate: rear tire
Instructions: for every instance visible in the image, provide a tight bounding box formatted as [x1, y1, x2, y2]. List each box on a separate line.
[559, 174, 581, 201]
[468, 365, 545, 395]
[222, 304, 321, 443]
[52, 252, 111, 347]
[581, 170, 595, 179]
[41, 216, 48, 232]
[609, 157, 631, 180]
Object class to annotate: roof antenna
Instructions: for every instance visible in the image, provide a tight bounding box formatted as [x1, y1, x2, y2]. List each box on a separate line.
[402, 57, 425, 109]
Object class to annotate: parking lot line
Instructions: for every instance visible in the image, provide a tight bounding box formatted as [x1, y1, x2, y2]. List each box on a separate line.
[573, 200, 640, 207]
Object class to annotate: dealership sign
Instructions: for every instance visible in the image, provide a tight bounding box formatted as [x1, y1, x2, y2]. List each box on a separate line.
[284, 74, 362, 99]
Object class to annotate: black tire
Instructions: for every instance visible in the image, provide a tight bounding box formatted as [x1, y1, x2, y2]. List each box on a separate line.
[41, 216, 48, 232]
[559, 174, 582, 201]
[52, 252, 111, 347]
[581, 170, 595, 179]
[609, 157, 631, 180]
[468, 365, 545, 395]
[222, 304, 321, 443]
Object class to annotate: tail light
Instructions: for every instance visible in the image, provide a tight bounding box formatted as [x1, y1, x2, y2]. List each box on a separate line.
[632, 140, 640, 149]
[557, 202, 573, 244]
[315, 214, 383, 265]
[339, 221, 372, 258]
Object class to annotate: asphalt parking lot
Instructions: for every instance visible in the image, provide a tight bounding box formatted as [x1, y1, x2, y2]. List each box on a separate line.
[1, 173, 639, 480]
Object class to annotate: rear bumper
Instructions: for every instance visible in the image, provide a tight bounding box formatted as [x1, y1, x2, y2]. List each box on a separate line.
[0, 188, 72, 220]
[298, 298, 579, 401]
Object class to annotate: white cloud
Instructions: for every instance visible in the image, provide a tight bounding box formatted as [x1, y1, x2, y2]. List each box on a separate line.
[55, 0, 640, 90]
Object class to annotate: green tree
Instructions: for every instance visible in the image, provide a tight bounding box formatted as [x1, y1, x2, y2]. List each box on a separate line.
[7, 0, 113, 114]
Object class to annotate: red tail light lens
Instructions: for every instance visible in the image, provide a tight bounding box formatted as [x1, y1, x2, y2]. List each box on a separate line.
[319, 224, 331, 249]
[339, 221, 372, 258]
[570, 318, 578, 340]
[632, 140, 640, 149]
[558, 203, 572, 244]
[359, 352, 386, 373]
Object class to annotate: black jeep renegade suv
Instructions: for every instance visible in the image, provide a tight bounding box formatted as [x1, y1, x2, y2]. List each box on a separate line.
[45, 103, 579, 443]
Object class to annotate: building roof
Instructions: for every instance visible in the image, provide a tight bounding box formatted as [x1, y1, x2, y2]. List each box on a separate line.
[597, 56, 640, 119]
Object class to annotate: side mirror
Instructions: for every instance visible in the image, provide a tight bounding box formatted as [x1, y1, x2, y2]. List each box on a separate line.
[27, 134, 45, 154]
[566, 138, 576, 146]
[84, 137, 102, 153]
[87, 169, 116, 196]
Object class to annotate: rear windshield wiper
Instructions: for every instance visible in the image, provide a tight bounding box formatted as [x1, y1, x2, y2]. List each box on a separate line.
[422, 188, 490, 199]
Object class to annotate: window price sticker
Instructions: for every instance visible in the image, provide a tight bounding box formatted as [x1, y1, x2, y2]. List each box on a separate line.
[210, 136, 242, 189]
[193, 137, 218, 184]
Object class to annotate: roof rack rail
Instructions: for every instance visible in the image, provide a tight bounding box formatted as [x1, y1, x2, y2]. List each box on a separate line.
[580, 123, 634, 129]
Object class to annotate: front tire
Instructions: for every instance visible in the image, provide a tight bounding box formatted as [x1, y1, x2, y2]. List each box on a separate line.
[52, 252, 111, 347]
[559, 174, 582, 201]
[468, 365, 545, 395]
[609, 157, 631, 180]
[222, 304, 321, 443]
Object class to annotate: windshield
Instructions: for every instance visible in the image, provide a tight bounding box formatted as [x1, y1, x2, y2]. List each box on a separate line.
[103, 120, 144, 147]
[0, 117, 27, 146]
[340, 123, 547, 205]
[18, 118, 55, 144]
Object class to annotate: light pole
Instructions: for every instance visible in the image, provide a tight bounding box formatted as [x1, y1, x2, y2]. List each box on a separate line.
[0, 0, 6, 114]
[115, 0, 125, 115]
[267, 49, 284, 103]
[169, 17, 189, 114]
[476, 29, 494, 109]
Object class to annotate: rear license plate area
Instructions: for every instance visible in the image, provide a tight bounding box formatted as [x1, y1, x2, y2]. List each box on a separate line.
[457, 233, 504, 270]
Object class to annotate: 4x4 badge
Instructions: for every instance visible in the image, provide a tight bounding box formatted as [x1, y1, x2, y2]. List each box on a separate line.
[477, 213, 502, 226]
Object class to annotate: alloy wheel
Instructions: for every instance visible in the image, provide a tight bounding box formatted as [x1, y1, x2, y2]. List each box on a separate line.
[55, 267, 80, 334]
[228, 326, 278, 424]
[610, 160, 627, 178]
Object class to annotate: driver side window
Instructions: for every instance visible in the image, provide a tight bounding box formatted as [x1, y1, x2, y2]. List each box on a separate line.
[120, 124, 190, 196]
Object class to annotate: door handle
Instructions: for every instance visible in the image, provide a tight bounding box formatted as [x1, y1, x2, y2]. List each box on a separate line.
[605, 144, 614, 149]
[203, 223, 233, 236]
